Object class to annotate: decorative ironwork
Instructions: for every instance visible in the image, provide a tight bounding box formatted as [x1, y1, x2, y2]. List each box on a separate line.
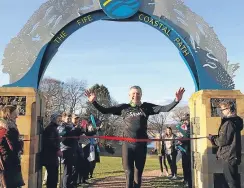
[1, 0, 239, 90]
[210, 98, 236, 117]
[0, 96, 26, 115]
[142, 0, 239, 89]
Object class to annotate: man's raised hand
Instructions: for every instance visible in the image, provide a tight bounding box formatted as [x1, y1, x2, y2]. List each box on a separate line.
[175, 87, 185, 102]
[85, 90, 96, 103]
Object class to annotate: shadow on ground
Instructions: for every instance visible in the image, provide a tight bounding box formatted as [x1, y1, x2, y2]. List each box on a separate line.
[77, 175, 184, 188]
[150, 176, 184, 188]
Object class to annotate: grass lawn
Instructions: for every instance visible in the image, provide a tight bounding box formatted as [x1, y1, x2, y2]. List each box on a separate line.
[149, 176, 184, 188]
[93, 155, 182, 179]
[43, 155, 183, 187]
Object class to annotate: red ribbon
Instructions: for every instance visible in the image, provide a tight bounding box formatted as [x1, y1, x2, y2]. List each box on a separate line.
[22, 135, 207, 142]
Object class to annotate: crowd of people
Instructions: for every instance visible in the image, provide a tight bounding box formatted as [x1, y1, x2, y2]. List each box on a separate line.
[153, 100, 243, 188]
[42, 112, 101, 188]
[154, 113, 192, 188]
[0, 86, 242, 188]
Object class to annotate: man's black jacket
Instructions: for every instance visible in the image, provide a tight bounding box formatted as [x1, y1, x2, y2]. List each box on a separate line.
[42, 122, 60, 166]
[211, 115, 243, 165]
[60, 123, 97, 153]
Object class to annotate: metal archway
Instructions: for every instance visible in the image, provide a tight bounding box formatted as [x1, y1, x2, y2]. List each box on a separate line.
[1, 0, 239, 90]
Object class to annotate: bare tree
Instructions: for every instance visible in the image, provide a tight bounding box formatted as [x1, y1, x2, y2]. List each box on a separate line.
[64, 78, 87, 113]
[106, 97, 122, 133]
[147, 112, 170, 137]
[106, 115, 123, 134]
[84, 85, 123, 145]
[39, 77, 87, 126]
[171, 106, 190, 123]
[39, 77, 65, 126]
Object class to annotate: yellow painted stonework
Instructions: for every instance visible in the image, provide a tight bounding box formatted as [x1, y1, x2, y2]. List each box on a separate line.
[0, 87, 45, 188]
[189, 90, 244, 188]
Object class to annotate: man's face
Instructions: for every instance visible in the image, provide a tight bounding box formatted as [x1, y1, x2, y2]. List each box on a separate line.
[56, 116, 62, 125]
[9, 109, 18, 122]
[62, 116, 67, 122]
[220, 105, 230, 117]
[183, 120, 189, 125]
[129, 88, 141, 104]
[166, 128, 171, 135]
[67, 117, 72, 124]
[73, 117, 80, 125]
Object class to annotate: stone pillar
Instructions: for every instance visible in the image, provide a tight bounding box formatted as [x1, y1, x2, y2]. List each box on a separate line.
[189, 90, 244, 188]
[0, 87, 45, 188]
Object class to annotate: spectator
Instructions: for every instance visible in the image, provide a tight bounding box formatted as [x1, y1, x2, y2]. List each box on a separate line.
[76, 119, 89, 185]
[42, 112, 63, 188]
[163, 127, 178, 180]
[72, 114, 86, 186]
[78, 122, 98, 184]
[87, 126, 100, 179]
[0, 105, 25, 188]
[178, 113, 192, 188]
[154, 133, 169, 177]
[209, 101, 243, 188]
[60, 113, 81, 188]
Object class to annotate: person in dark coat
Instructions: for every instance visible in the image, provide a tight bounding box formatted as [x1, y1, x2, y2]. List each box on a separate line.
[75, 119, 88, 186]
[42, 113, 63, 188]
[178, 113, 192, 188]
[76, 121, 98, 185]
[59, 113, 82, 188]
[72, 115, 88, 186]
[0, 105, 25, 188]
[60, 114, 98, 187]
[209, 101, 243, 188]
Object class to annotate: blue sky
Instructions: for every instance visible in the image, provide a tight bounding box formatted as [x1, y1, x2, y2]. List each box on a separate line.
[0, 0, 243, 104]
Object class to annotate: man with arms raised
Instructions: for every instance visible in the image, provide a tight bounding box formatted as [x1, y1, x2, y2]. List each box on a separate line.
[85, 86, 185, 188]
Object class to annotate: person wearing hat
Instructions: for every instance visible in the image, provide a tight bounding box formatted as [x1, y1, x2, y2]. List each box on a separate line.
[178, 113, 192, 188]
[42, 112, 63, 188]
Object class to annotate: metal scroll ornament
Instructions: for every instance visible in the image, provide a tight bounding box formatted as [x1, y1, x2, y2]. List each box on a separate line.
[1, 0, 239, 90]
